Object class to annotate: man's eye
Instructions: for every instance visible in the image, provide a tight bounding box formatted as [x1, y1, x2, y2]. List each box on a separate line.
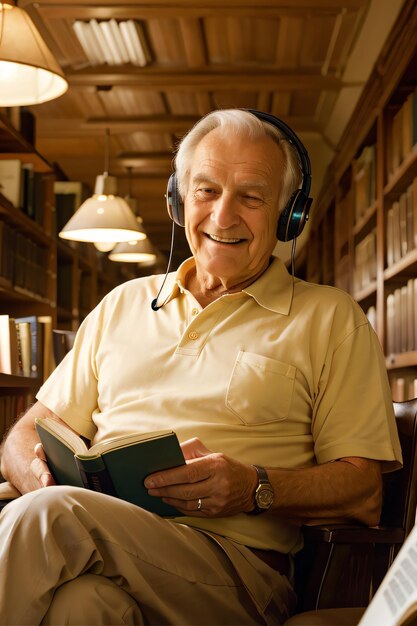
[244, 195, 263, 207]
[195, 188, 216, 199]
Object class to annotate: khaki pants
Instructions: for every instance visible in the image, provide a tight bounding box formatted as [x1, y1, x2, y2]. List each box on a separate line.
[0, 486, 295, 625]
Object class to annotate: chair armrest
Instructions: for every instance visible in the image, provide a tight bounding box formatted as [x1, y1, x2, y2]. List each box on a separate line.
[302, 523, 405, 544]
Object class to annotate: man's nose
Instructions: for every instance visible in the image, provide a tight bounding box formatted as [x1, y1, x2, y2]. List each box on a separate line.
[210, 195, 240, 229]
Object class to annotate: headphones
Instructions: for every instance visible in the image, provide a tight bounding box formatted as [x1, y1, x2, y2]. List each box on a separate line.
[166, 109, 313, 242]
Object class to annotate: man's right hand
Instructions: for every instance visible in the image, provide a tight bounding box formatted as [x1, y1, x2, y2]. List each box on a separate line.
[1, 401, 62, 494]
[30, 443, 55, 489]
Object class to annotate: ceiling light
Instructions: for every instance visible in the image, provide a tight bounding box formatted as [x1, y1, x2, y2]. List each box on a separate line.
[59, 130, 145, 245]
[73, 19, 150, 67]
[0, 1, 68, 106]
[109, 237, 157, 264]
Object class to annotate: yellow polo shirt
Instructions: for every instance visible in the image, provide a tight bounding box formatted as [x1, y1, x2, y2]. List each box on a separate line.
[37, 256, 401, 553]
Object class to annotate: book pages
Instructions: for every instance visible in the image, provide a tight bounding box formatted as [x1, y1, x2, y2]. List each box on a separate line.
[359, 524, 417, 626]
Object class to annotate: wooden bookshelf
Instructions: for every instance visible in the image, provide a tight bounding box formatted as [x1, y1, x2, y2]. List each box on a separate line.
[305, 0, 417, 402]
[0, 111, 142, 437]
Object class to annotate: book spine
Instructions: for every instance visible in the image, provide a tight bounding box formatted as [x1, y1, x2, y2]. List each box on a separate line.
[74, 456, 117, 497]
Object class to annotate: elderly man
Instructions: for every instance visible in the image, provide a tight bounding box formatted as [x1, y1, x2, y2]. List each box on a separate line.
[0, 109, 401, 625]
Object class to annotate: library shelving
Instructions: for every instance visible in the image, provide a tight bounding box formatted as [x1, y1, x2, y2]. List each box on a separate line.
[302, 0, 417, 403]
[0, 112, 140, 437]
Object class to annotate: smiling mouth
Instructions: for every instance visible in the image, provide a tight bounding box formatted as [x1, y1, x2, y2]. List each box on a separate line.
[206, 233, 243, 244]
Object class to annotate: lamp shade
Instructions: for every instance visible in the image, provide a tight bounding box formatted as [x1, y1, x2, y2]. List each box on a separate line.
[59, 194, 146, 243]
[0, 3, 68, 106]
[109, 237, 157, 263]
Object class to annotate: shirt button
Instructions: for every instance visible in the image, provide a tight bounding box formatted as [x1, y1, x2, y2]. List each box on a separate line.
[188, 331, 199, 340]
[191, 308, 199, 316]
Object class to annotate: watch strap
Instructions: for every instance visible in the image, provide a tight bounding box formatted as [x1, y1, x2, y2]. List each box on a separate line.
[247, 465, 273, 515]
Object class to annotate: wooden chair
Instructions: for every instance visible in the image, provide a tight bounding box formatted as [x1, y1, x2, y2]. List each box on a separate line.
[1, 399, 416, 624]
[286, 398, 417, 625]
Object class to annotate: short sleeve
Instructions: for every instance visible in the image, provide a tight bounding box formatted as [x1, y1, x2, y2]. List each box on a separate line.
[36, 303, 105, 440]
[312, 321, 402, 473]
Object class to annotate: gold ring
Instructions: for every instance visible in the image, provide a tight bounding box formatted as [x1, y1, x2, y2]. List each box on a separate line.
[197, 498, 202, 511]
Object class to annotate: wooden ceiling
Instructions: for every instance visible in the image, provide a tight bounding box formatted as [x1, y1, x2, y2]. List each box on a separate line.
[21, 0, 376, 268]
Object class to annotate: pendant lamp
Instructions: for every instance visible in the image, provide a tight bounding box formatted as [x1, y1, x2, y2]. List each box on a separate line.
[107, 167, 152, 261]
[0, 1, 68, 106]
[59, 131, 145, 245]
[109, 236, 157, 264]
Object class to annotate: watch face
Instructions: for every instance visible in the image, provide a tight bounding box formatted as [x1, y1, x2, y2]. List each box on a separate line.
[257, 486, 274, 508]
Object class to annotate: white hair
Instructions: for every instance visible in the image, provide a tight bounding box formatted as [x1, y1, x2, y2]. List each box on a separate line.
[174, 109, 303, 212]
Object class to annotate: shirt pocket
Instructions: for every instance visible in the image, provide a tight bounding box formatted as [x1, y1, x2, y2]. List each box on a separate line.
[226, 351, 296, 425]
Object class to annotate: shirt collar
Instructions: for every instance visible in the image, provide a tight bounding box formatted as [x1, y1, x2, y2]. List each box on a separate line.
[162, 255, 294, 315]
[242, 256, 294, 315]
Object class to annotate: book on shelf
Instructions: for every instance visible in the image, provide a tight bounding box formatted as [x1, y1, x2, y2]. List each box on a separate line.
[52, 329, 76, 365]
[0, 315, 19, 376]
[54, 181, 89, 235]
[399, 193, 408, 258]
[0, 221, 14, 282]
[15, 316, 44, 380]
[335, 254, 350, 293]
[0, 159, 22, 208]
[35, 417, 186, 517]
[391, 376, 417, 402]
[15, 322, 31, 377]
[407, 279, 415, 353]
[358, 521, 417, 626]
[386, 177, 417, 269]
[413, 85, 417, 148]
[38, 316, 55, 380]
[365, 306, 377, 333]
[0, 220, 49, 298]
[353, 144, 376, 223]
[21, 163, 35, 220]
[353, 229, 377, 293]
[385, 280, 417, 357]
[392, 201, 402, 264]
[388, 89, 417, 179]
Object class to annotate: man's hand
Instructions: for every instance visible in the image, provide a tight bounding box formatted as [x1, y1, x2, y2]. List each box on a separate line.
[144, 438, 383, 526]
[1, 401, 63, 494]
[144, 438, 258, 517]
[30, 443, 55, 489]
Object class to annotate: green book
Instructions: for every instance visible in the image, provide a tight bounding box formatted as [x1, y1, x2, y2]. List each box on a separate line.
[35, 417, 185, 517]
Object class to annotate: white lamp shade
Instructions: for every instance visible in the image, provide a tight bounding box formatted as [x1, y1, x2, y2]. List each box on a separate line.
[59, 194, 146, 243]
[109, 238, 157, 263]
[0, 4, 68, 106]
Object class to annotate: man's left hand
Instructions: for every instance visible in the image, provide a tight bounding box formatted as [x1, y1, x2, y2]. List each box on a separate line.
[144, 438, 257, 517]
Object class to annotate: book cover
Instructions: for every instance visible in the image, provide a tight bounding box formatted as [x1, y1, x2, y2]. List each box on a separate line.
[38, 316, 55, 380]
[22, 163, 35, 219]
[0, 159, 22, 208]
[16, 322, 32, 377]
[35, 417, 186, 517]
[0, 315, 19, 375]
[52, 329, 76, 365]
[15, 315, 44, 379]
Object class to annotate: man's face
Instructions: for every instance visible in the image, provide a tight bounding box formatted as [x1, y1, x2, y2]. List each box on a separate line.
[184, 127, 285, 287]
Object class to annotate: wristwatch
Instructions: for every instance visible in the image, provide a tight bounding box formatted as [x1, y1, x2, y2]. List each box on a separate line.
[247, 465, 274, 515]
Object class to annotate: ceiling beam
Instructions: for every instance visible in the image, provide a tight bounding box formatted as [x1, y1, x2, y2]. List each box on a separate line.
[51, 154, 173, 172]
[36, 116, 201, 137]
[36, 115, 320, 137]
[117, 152, 172, 170]
[66, 67, 357, 90]
[23, 1, 368, 20]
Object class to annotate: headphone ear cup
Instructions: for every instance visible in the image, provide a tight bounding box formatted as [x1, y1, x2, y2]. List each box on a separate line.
[166, 173, 185, 227]
[277, 190, 312, 242]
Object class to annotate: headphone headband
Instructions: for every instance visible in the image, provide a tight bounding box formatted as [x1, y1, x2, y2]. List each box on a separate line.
[246, 109, 312, 198]
[166, 109, 313, 241]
